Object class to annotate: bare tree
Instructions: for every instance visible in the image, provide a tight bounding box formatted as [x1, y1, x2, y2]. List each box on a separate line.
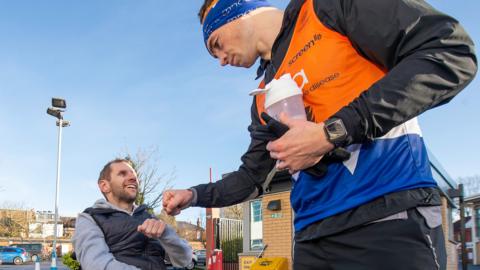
[123, 147, 175, 212]
[0, 201, 28, 209]
[0, 201, 33, 237]
[222, 204, 244, 220]
[197, 210, 207, 245]
[157, 209, 177, 231]
[198, 210, 206, 229]
[458, 174, 480, 198]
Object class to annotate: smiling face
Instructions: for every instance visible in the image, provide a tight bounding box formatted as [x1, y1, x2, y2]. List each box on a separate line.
[99, 161, 139, 205]
[206, 17, 259, 68]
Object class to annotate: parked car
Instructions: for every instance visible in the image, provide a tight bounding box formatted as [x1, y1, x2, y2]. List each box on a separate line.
[164, 249, 197, 269]
[9, 243, 43, 262]
[192, 249, 198, 267]
[0, 246, 4, 265]
[196, 249, 206, 266]
[0, 247, 30, 265]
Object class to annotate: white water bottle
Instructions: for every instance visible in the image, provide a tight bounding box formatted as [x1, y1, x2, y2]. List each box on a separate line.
[250, 71, 308, 121]
[250, 71, 308, 181]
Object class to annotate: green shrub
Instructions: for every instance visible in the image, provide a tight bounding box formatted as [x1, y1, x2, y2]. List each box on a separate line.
[62, 252, 81, 270]
[221, 238, 243, 262]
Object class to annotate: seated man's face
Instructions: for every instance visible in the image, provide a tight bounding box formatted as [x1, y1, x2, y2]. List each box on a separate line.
[106, 162, 139, 204]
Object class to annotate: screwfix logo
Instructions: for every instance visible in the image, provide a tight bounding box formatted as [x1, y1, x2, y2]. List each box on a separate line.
[288, 33, 322, 66]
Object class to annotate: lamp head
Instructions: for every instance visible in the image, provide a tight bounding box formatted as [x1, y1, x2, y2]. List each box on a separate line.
[52, 98, 66, 109]
[56, 120, 70, 127]
[47, 107, 63, 120]
[267, 200, 282, 211]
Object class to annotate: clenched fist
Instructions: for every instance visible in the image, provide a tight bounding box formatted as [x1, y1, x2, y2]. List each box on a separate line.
[137, 218, 166, 238]
[162, 189, 194, 216]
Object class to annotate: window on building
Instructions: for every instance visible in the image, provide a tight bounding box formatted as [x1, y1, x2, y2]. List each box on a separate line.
[251, 201, 262, 222]
[250, 200, 263, 251]
[475, 207, 480, 239]
[251, 239, 264, 250]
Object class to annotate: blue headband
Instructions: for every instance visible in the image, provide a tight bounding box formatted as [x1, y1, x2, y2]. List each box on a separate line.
[202, 0, 272, 45]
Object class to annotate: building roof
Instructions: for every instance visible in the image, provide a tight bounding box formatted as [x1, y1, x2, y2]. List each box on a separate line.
[427, 149, 457, 191]
[177, 221, 204, 232]
[465, 194, 480, 204]
[453, 216, 472, 232]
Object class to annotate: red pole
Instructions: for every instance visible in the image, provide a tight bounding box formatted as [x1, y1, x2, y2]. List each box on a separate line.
[206, 168, 214, 270]
[210, 168, 215, 250]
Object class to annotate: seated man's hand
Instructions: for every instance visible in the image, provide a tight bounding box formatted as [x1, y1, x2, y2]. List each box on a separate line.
[137, 219, 166, 238]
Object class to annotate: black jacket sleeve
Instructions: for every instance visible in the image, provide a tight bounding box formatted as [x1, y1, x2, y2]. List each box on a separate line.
[191, 97, 275, 207]
[314, 0, 477, 144]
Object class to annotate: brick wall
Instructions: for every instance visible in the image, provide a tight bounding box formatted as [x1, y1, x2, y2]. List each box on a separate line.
[262, 191, 293, 270]
[442, 197, 458, 270]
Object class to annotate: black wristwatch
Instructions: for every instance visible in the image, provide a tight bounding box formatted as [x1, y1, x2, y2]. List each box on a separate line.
[324, 118, 348, 148]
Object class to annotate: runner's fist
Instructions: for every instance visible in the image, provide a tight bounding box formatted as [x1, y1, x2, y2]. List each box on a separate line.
[162, 189, 193, 216]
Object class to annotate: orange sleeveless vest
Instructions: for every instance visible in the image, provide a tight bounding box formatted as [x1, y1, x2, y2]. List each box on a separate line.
[256, 0, 386, 123]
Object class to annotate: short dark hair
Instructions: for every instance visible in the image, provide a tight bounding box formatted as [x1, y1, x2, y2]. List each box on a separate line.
[198, 0, 216, 23]
[98, 158, 133, 183]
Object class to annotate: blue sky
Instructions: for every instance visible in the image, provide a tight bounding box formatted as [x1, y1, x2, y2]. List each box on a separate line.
[0, 0, 478, 223]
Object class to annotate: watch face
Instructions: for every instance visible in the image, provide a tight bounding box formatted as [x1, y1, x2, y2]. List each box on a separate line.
[326, 119, 347, 142]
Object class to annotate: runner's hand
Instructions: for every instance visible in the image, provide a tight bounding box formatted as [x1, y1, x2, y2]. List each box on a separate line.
[162, 189, 193, 216]
[267, 113, 334, 174]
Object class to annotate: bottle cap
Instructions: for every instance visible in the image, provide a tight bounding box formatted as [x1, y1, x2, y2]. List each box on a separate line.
[249, 73, 303, 108]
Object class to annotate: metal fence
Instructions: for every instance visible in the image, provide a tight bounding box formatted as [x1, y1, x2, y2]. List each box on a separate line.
[214, 218, 242, 270]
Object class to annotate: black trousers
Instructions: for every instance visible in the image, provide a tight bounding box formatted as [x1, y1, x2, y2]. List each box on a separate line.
[293, 209, 446, 270]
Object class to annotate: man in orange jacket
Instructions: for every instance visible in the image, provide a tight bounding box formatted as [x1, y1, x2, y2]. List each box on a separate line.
[164, 0, 477, 269]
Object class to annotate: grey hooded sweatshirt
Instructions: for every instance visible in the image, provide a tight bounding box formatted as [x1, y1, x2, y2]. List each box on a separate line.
[72, 199, 192, 270]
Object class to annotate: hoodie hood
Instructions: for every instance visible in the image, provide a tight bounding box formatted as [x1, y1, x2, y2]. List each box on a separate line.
[92, 199, 141, 215]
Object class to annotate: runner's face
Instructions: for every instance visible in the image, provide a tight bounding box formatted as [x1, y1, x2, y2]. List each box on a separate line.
[207, 18, 258, 68]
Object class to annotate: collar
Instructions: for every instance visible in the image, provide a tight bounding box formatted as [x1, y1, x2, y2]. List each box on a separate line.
[95, 198, 141, 215]
[256, 59, 270, 80]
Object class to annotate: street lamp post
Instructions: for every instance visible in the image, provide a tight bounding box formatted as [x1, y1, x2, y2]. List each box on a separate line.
[46, 98, 70, 270]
